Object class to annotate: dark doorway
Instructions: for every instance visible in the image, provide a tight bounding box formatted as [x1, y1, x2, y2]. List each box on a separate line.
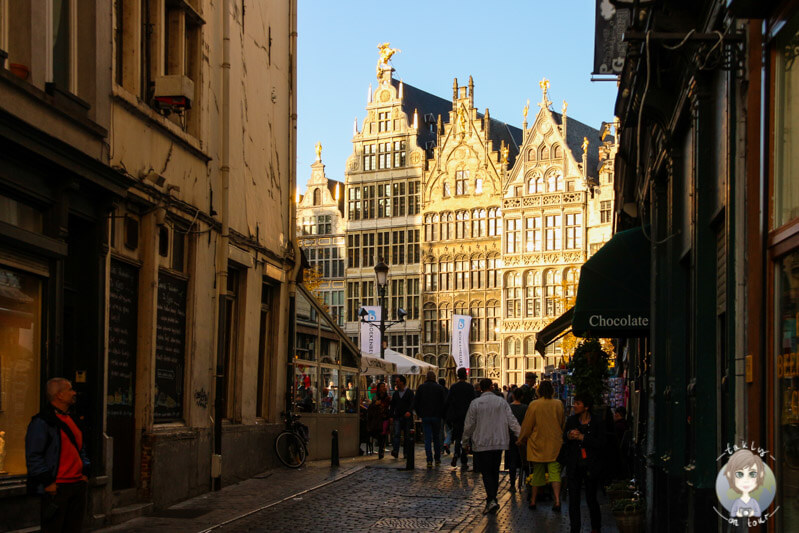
[62, 215, 103, 474]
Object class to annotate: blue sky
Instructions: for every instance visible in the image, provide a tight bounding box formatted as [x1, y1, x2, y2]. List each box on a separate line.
[297, 0, 618, 190]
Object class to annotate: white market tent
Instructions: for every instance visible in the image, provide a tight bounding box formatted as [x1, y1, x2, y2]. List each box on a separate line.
[361, 348, 436, 375]
[360, 354, 397, 376]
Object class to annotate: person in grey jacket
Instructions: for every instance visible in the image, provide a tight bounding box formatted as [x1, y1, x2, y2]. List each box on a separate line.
[463, 379, 522, 515]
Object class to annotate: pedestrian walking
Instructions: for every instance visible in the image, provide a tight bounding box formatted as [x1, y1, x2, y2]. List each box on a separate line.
[413, 371, 447, 468]
[516, 380, 565, 511]
[562, 393, 605, 533]
[438, 378, 452, 455]
[519, 372, 538, 404]
[505, 388, 528, 494]
[25, 378, 90, 533]
[463, 379, 521, 515]
[389, 376, 415, 459]
[444, 367, 476, 470]
[366, 382, 391, 459]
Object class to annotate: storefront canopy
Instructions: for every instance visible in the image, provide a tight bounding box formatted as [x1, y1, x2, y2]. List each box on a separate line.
[572, 227, 650, 338]
[534, 307, 574, 354]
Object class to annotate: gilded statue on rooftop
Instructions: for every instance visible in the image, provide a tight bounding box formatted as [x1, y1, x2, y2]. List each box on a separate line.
[377, 43, 401, 77]
[315, 141, 322, 161]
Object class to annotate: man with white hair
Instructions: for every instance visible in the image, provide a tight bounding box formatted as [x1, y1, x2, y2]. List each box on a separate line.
[25, 377, 90, 532]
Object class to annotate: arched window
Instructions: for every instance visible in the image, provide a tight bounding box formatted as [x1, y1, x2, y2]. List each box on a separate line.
[547, 172, 562, 192]
[524, 270, 542, 317]
[424, 354, 437, 367]
[527, 176, 536, 194]
[539, 144, 548, 160]
[475, 177, 483, 194]
[425, 214, 434, 241]
[505, 271, 521, 318]
[475, 354, 485, 378]
[424, 258, 438, 291]
[313, 188, 321, 205]
[551, 144, 562, 158]
[455, 211, 469, 239]
[487, 300, 500, 341]
[487, 253, 500, 289]
[528, 148, 536, 161]
[470, 300, 484, 341]
[441, 212, 454, 240]
[564, 267, 578, 299]
[438, 303, 451, 344]
[439, 256, 452, 291]
[471, 254, 485, 289]
[505, 337, 521, 356]
[432, 214, 440, 241]
[524, 336, 535, 357]
[544, 269, 563, 316]
[443, 182, 451, 198]
[455, 256, 468, 290]
[454, 300, 467, 317]
[488, 208, 501, 236]
[423, 303, 437, 344]
[472, 209, 486, 237]
[455, 169, 469, 195]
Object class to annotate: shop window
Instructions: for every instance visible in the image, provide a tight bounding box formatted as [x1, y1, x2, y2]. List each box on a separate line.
[341, 371, 358, 413]
[774, 17, 799, 228]
[0, 266, 42, 477]
[0, 194, 43, 233]
[320, 367, 339, 414]
[154, 270, 187, 422]
[294, 364, 317, 413]
[256, 282, 276, 418]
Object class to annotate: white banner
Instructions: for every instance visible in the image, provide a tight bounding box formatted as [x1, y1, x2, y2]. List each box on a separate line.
[451, 314, 471, 371]
[359, 305, 382, 355]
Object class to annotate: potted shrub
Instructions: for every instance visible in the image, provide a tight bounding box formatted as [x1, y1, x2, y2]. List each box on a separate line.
[566, 338, 610, 407]
[605, 480, 637, 501]
[612, 498, 645, 533]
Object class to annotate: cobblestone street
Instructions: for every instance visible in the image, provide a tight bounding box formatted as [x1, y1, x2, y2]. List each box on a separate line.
[97, 450, 619, 532]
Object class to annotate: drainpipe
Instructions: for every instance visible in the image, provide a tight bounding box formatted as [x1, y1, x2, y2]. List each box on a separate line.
[212, 0, 232, 492]
[286, 0, 300, 417]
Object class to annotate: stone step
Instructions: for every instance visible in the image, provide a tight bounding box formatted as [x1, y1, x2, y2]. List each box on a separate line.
[112, 487, 139, 508]
[107, 502, 153, 525]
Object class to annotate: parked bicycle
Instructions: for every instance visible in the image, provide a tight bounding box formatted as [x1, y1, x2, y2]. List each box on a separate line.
[275, 411, 309, 468]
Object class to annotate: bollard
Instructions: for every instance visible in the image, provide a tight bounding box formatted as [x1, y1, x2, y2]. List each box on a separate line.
[331, 429, 340, 466]
[404, 424, 415, 470]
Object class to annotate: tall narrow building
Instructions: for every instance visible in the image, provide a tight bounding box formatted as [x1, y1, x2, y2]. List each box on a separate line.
[501, 81, 615, 379]
[297, 146, 347, 326]
[343, 50, 450, 356]
[420, 76, 522, 379]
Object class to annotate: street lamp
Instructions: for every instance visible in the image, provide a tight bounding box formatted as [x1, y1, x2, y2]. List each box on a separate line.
[359, 258, 406, 359]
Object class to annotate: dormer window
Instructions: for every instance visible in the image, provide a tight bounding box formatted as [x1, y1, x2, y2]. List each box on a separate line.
[313, 188, 321, 205]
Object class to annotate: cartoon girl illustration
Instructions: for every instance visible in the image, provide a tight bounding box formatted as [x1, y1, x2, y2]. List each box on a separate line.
[724, 449, 765, 518]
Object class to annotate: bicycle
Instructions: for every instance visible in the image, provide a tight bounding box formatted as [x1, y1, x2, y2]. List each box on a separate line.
[274, 411, 309, 468]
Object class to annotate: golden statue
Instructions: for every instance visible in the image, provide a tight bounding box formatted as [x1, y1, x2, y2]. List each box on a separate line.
[582, 137, 589, 154]
[523, 99, 529, 120]
[457, 106, 468, 133]
[315, 141, 322, 161]
[501, 145, 509, 165]
[377, 43, 401, 76]
[562, 100, 568, 114]
[538, 78, 552, 109]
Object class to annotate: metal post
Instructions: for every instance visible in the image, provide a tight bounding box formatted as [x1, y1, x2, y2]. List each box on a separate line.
[379, 285, 386, 360]
[331, 430, 340, 466]
[404, 424, 415, 470]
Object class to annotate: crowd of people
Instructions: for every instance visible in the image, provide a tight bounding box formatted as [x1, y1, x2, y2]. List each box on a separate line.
[360, 370, 631, 532]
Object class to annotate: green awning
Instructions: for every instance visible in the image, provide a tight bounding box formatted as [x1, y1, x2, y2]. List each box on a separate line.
[572, 227, 650, 338]
[535, 307, 574, 354]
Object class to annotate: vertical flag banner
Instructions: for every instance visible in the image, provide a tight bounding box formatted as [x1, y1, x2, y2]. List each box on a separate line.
[451, 314, 471, 371]
[359, 305, 382, 355]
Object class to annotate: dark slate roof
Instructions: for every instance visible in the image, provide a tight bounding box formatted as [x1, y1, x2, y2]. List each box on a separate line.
[390, 78, 451, 148]
[550, 112, 601, 178]
[326, 178, 345, 215]
[479, 115, 523, 167]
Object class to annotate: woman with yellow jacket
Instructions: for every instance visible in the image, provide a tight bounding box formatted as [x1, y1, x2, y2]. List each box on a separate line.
[516, 380, 565, 511]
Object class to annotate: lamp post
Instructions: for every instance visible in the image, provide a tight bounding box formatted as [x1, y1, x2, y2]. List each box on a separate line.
[359, 259, 406, 359]
[374, 260, 389, 360]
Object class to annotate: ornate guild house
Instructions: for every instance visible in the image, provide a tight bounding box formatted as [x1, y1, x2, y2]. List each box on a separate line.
[298, 47, 617, 385]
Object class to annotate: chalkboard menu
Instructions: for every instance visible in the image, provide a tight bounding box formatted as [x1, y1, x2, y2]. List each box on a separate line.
[108, 259, 138, 418]
[155, 272, 187, 421]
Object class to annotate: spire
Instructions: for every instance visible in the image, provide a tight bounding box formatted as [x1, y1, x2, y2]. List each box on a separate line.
[399, 79, 404, 99]
[413, 108, 418, 130]
[368, 83, 373, 104]
[561, 100, 568, 141]
[437, 114, 442, 136]
[468, 75, 474, 107]
[353, 117, 359, 135]
[522, 99, 529, 132]
[484, 108, 490, 138]
[453, 78, 458, 102]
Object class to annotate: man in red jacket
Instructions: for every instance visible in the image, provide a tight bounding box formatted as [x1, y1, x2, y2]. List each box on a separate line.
[26, 378, 90, 533]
